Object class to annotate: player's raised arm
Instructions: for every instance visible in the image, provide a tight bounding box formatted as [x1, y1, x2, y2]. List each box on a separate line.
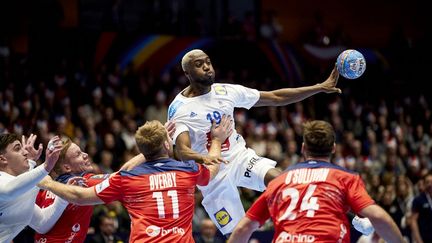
[254, 66, 341, 107]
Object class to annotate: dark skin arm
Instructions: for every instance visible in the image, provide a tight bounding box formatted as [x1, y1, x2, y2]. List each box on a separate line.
[255, 66, 341, 107]
[175, 115, 232, 165]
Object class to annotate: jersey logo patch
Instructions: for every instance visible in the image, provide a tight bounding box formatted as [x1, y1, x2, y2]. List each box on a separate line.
[146, 225, 161, 237]
[95, 178, 110, 194]
[214, 207, 232, 227]
[190, 112, 197, 118]
[214, 85, 227, 95]
[89, 174, 109, 179]
[168, 100, 184, 120]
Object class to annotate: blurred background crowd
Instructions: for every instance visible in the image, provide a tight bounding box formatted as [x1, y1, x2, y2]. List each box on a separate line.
[1, 0, 431, 242]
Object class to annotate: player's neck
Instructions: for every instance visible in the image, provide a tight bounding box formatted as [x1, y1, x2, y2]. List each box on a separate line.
[183, 84, 211, 97]
[146, 154, 170, 162]
[304, 156, 331, 163]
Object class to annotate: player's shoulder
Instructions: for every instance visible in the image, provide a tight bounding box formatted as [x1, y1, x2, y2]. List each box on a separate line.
[168, 93, 189, 120]
[120, 158, 201, 176]
[285, 160, 359, 175]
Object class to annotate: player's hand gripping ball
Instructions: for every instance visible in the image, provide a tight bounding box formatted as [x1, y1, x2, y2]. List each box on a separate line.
[336, 49, 366, 79]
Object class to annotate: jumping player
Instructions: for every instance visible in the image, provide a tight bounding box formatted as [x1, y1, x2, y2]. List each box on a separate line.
[168, 49, 341, 235]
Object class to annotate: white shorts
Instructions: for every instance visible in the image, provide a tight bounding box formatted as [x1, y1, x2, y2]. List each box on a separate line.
[198, 148, 277, 235]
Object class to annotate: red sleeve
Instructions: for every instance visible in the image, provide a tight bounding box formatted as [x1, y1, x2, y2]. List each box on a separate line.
[196, 164, 210, 186]
[246, 192, 271, 226]
[94, 173, 122, 203]
[35, 190, 45, 206]
[346, 174, 375, 213]
[84, 173, 110, 187]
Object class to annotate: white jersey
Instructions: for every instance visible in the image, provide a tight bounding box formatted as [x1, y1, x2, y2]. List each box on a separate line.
[168, 83, 260, 161]
[0, 161, 68, 242]
[168, 83, 277, 235]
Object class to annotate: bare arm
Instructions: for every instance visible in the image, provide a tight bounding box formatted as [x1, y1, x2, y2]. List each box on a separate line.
[359, 204, 405, 243]
[38, 176, 104, 205]
[410, 211, 423, 243]
[255, 66, 341, 107]
[175, 115, 232, 165]
[204, 116, 233, 178]
[227, 217, 260, 243]
[120, 154, 145, 171]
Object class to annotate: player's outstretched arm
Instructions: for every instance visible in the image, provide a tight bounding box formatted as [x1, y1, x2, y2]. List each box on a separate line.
[38, 176, 104, 206]
[359, 204, 405, 243]
[29, 195, 69, 234]
[120, 154, 146, 171]
[254, 66, 341, 107]
[0, 136, 62, 201]
[227, 217, 260, 243]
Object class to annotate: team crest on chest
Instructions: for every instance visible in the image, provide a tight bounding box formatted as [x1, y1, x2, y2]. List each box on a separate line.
[214, 85, 227, 95]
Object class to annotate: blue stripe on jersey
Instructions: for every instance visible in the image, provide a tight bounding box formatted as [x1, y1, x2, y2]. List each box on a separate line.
[119, 158, 200, 176]
[285, 160, 358, 175]
[56, 172, 88, 184]
[168, 100, 184, 120]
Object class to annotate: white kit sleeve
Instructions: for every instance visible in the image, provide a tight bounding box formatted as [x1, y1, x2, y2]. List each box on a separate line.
[0, 163, 48, 201]
[29, 196, 69, 234]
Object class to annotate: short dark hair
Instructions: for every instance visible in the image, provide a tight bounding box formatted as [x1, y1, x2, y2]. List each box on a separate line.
[302, 120, 335, 157]
[0, 133, 20, 154]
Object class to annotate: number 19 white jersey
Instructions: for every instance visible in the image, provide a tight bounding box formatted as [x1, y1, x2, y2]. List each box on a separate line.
[168, 83, 260, 161]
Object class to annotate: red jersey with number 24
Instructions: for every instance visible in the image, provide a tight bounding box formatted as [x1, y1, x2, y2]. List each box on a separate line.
[247, 160, 375, 243]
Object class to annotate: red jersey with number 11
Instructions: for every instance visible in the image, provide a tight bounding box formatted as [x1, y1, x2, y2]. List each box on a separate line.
[246, 160, 375, 243]
[95, 158, 210, 243]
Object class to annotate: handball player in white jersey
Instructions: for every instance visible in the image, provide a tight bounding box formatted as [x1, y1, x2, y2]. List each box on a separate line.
[168, 49, 341, 236]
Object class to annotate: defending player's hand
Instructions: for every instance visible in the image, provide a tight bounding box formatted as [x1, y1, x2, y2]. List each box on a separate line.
[67, 176, 87, 187]
[164, 120, 176, 139]
[22, 133, 43, 161]
[319, 65, 342, 94]
[43, 136, 63, 172]
[211, 114, 233, 142]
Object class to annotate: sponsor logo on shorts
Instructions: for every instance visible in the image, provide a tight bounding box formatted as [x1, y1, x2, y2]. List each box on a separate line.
[275, 232, 315, 242]
[145, 225, 185, 237]
[214, 85, 227, 95]
[244, 157, 261, 178]
[214, 207, 232, 227]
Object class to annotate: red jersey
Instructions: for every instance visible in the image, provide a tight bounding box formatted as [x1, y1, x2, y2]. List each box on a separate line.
[247, 160, 375, 243]
[95, 158, 210, 243]
[35, 173, 108, 243]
